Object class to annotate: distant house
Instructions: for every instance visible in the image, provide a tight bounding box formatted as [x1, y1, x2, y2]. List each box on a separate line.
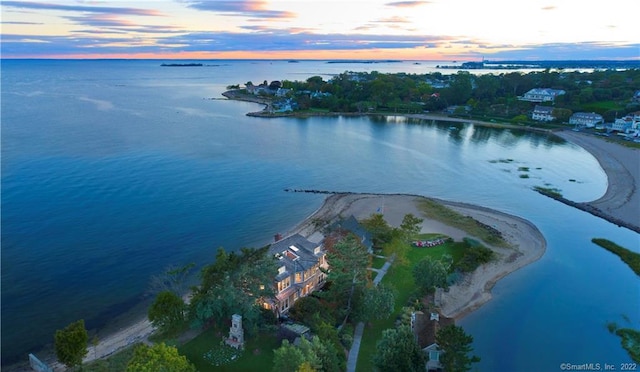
[569, 112, 604, 128]
[531, 105, 555, 121]
[611, 116, 635, 133]
[276, 88, 291, 97]
[632, 90, 640, 103]
[329, 215, 373, 253]
[520, 88, 566, 102]
[266, 234, 327, 316]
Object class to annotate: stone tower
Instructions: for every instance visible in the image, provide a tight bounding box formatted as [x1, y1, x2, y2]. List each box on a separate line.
[225, 314, 244, 349]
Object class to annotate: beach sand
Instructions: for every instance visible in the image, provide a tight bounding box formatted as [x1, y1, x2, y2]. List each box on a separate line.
[555, 130, 639, 231]
[288, 193, 547, 319]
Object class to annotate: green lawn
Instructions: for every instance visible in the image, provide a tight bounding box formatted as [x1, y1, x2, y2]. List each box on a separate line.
[355, 240, 464, 372]
[371, 255, 387, 269]
[417, 199, 511, 248]
[178, 327, 279, 372]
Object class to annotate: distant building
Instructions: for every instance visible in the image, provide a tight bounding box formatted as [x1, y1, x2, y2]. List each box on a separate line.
[266, 234, 327, 316]
[329, 215, 373, 253]
[520, 88, 566, 102]
[531, 105, 555, 121]
[611, 115, 635, 133]
[569, 112, 604, 128]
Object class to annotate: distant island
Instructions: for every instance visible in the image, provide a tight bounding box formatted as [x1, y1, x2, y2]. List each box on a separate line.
[438, 59, 640, 70]
[160, 63, 203, 67]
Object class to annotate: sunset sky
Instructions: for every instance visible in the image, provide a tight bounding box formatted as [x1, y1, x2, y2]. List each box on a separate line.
[1, 0, 638, 60]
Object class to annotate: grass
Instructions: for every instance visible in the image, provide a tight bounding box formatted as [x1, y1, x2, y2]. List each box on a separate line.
[592, 238, 640, 276]
[533, 186, 563, 198]
[371, 255, 387, 269]
[355, 240, 465, 372]
[179, 327, 280, 372]
[417, 199, 510, 248]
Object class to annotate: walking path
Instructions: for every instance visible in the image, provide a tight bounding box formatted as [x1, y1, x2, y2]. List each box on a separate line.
[346, 255, 395, 372]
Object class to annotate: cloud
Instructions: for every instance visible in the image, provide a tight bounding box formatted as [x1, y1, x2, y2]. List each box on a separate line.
[374, 16, 411, 24]
[2, 1, 163, 16]
[1, 21, 44, 25]
[385, 1, 431, 7]
[181, 0, 295, 20]
[2, 27, 638, 61]
[470, 42, 640, 60]
[156, 30, 449, 52]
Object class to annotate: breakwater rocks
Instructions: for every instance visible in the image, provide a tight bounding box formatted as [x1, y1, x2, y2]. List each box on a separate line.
[533, 188, 640, 234]
[284, 188, 348, 194]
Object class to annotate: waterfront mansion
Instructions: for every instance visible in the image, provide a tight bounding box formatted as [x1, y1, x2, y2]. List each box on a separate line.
[265, 234, 328, 316]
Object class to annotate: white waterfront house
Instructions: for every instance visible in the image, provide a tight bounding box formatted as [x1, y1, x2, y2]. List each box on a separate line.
[531, 105, 555, 121]
[569, 112, 604, 128]
[520, 88, 566, 102]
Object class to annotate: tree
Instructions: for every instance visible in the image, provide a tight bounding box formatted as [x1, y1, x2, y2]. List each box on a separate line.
[273, 336, 342, 372]
[436, 324, 480, 372]
[373, 325, 425, 372]
[126, 343, 196, 372]
[357, 284, 395, 322]
[54, 319, 88, 368]
[412, 256, 448, 294]
[360, 213, 394, 247]
[189, 246, 277, 335]
[323, 234, 371, 327]
[273, 339, 315, 372]
[399, 213, 423, 242]
[148, 291, 185, 332]
[148, 263, 195, 296]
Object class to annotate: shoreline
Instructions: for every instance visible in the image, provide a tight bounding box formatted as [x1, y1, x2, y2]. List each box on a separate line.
[25, 111, 637, 369]
[286, 193, 547, 320]
[553, 130, 639, 233]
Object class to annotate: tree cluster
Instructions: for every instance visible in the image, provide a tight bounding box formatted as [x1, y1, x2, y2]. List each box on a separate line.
[280, 69, 640, 122]
[188, 246, 278, 336]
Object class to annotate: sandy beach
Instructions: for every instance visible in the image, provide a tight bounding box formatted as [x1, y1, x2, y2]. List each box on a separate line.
[49, 128, 638, 369]
[555, 130, 639, 231]
[288, 193, 547, 319]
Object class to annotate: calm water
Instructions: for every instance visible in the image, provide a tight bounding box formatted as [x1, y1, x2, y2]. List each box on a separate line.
[2, 60, 638, 369]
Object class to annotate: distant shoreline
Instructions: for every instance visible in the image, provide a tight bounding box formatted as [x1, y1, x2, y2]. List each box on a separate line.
[222, 90, 640, 233]
[220, 90, 552, 134]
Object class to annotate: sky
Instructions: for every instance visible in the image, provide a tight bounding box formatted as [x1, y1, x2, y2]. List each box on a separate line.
[1, 0, 639, 60]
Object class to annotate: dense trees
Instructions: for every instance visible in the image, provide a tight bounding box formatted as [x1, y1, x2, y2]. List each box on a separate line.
[373, 325, 425, 372]
[275, 68, 640, 122]
[54, 319, 88, 368]
[272, 336, 342, 372]
[148, 291, 186, 333]
[126, 343, 196, 372]
[189, 246, 277, 336]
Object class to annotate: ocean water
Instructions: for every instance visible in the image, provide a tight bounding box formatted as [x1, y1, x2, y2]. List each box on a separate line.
[2, 60, 638, 369]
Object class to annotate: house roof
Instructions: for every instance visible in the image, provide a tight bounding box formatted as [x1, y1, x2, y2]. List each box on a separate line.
[269, 234, 322, 278]
[533, 105, 554, 113]
[331, 215, 373, 250]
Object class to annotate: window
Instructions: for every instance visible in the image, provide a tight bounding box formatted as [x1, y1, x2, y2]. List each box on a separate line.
[278, 277, 291, 292]
[295, 272, 302, 283]
[429, 351, 439, 361]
